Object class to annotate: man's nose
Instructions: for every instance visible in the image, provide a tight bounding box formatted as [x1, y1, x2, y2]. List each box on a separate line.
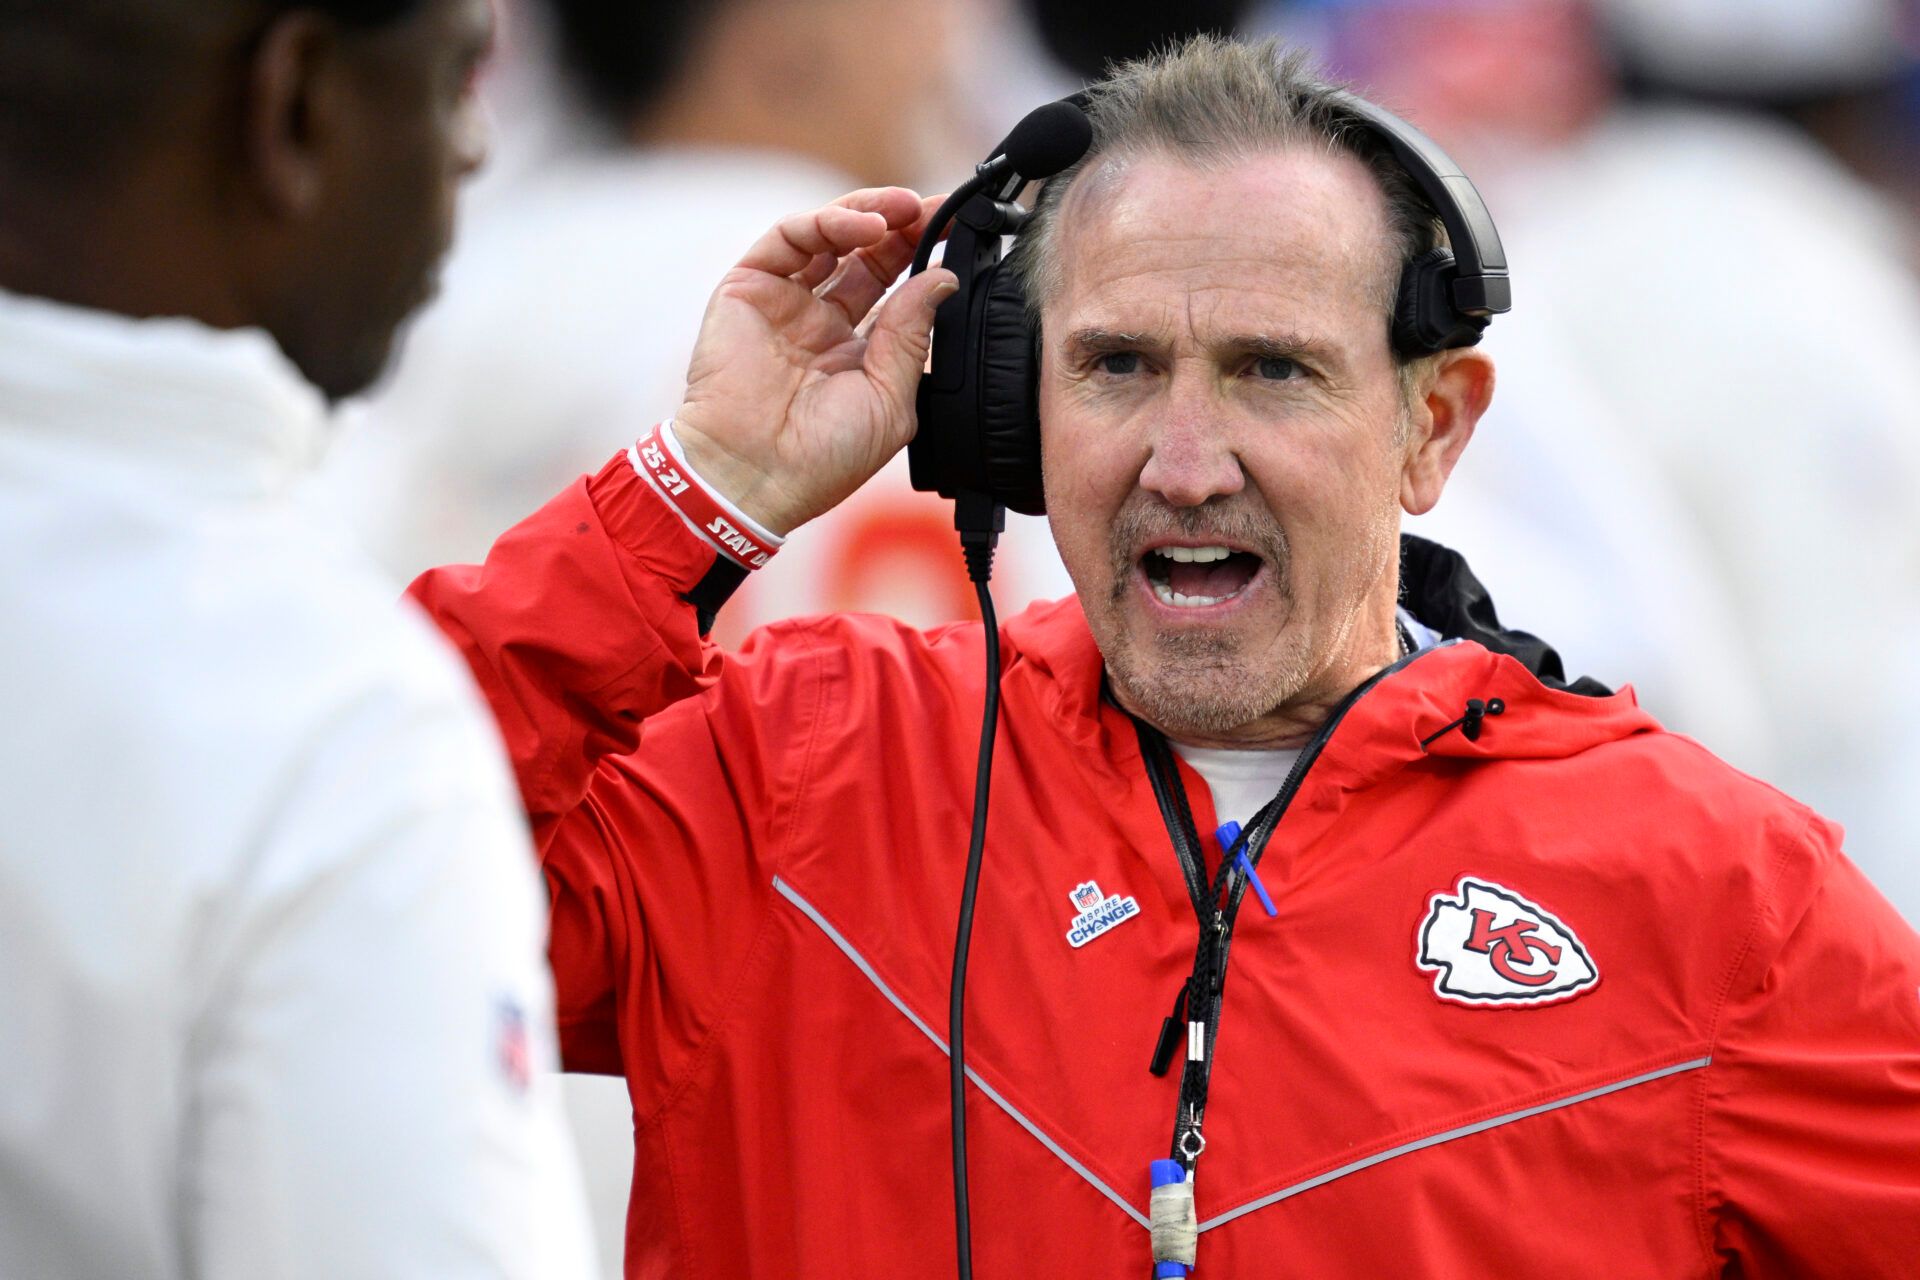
[1136, 391, 1244, 508]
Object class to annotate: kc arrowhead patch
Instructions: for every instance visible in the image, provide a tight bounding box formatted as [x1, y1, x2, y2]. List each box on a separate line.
[1416, 876, 1599, 1007]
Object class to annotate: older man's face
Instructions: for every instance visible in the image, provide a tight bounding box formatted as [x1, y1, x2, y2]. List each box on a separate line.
[1038, 146, 1411, 743]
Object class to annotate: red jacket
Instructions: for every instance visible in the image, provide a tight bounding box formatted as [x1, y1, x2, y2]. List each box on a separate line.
[414, 451, 1920, 1277]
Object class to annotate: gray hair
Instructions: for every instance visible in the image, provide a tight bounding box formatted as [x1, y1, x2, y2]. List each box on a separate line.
[1012, 35, 1447, 395]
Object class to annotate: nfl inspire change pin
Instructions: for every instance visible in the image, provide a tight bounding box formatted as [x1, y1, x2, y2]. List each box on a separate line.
[1064, 880, 1141, 948]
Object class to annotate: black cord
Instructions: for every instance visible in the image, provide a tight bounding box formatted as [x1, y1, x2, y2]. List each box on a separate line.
[949, 493, 1003, 1280]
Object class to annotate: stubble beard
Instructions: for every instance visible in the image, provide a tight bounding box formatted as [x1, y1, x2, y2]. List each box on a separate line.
[1094, 499, 1310, 739]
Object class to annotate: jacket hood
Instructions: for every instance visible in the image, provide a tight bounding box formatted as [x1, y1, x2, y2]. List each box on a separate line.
[1397, 534, 1613, 700]
[999, 533, 1661, 778]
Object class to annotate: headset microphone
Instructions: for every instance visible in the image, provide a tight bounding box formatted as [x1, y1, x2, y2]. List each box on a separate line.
[986, 98, 1097, 195]
[909, 99, 1091, 519]
[910, 100, 1093, 278]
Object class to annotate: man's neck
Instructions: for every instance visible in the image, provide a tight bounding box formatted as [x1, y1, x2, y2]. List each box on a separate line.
[1119, 613, 1409, 752]
[1143, 688, 1352, 752]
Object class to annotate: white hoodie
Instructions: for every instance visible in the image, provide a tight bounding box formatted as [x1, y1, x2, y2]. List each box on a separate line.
[0, 290, 596, 1279]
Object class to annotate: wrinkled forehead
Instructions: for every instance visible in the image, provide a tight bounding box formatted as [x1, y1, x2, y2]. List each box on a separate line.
[1043, 147, 1397, 337]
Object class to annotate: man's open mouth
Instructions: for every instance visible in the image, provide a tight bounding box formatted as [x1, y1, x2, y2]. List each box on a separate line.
[1140, 544, 1264, 608]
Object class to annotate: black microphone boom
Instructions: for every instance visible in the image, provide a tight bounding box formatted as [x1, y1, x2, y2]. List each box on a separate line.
[910, 98, 1091, 278]
[996, 98, 1094, 181]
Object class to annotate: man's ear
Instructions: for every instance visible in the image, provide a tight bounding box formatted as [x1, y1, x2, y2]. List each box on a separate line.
[1400, 347, 1494, 516]
[243, 11, 342, 218]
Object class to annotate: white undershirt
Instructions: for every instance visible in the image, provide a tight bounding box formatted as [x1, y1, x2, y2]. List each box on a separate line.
[1172, 742, 1303, 832]
[1171, 607, 1436, 832]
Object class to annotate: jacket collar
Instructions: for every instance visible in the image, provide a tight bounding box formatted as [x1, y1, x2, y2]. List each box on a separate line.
[1000, 533, 1658, 782]
[1397, 534, 1614, 698]
[0, 288, 328, 501]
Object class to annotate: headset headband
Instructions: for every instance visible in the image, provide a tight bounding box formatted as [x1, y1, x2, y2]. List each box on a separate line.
[1326, 90, 1511, 316]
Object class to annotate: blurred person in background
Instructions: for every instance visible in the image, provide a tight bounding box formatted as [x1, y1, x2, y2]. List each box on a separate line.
[0, 1, 596, 1276]
[1265, 0, 1920, 922]
[1018, 0, 1261, 83]
[1609, 0, 1920, 256]
[315, 0, 1059, 651]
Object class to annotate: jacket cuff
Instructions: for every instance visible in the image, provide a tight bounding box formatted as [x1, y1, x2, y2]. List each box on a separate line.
[585, 448, 731, 598]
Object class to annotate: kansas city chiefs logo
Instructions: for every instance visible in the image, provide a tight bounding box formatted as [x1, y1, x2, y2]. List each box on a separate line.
[1417, 877, 1598, 1007]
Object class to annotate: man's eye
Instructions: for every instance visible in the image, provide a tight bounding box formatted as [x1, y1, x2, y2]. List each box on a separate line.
[1096, 352, 1141, 376]
[1254, 356, 1301, 381]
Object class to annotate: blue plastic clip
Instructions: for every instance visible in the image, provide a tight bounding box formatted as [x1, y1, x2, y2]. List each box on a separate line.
[1215, 821, 1277, 917]
[1151, 1159, 1191, 1278]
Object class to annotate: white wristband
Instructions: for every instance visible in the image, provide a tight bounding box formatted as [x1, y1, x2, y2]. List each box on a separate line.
[627, 420, 786, 570]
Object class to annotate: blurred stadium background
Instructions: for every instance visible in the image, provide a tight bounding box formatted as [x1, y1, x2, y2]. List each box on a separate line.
[305, 2, 1920, 1269]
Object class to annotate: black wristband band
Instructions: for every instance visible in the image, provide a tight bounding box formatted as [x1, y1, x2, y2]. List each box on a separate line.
[681, 556, 749, 637]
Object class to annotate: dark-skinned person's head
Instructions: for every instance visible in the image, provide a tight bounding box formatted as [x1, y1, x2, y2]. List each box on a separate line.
[0, 0, 493, 401]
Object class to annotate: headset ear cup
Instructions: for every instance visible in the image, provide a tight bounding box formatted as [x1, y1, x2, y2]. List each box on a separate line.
[975, 260, 1046, 515]
[1392, 247, 1488, 357]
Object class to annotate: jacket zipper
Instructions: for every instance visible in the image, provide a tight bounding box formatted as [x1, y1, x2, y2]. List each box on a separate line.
[1135, 643, 1444, 1172]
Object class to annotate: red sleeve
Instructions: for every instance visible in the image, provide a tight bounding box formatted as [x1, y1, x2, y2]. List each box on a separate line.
[406, 451, 817, 1088]
[408, 450, 724, 839]
[1701, 833, 1920, 1274]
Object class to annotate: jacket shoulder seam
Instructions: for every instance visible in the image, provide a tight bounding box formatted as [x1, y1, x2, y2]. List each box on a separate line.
[765, 616, 837, 884]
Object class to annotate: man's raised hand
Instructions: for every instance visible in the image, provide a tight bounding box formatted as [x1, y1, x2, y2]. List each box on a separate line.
[672, 187, 955, 536]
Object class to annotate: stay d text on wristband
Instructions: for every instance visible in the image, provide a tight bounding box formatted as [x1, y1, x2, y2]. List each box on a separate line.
[628, 421, 784, 571]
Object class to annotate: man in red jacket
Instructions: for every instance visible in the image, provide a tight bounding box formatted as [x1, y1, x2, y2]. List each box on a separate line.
[415, 37, 1920, 1278]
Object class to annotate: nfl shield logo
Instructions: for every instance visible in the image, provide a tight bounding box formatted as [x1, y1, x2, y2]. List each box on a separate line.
[496, 999, 532, 1096]
[1063, 878, 1142, 948]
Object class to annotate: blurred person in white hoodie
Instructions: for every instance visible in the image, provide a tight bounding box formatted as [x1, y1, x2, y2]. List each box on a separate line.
[0, 1, 597, 1276]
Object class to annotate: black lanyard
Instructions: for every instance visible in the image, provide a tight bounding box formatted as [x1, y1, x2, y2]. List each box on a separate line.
[1133, 719, 1303, 1171]
[1125, 639, 1427, 1173]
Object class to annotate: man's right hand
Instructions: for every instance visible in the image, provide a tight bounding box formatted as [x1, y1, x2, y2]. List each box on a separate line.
[671, 187, 956, 537]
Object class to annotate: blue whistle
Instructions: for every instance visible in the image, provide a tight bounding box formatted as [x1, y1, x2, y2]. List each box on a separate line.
[1215, 821, 1277, 917]
[1151, 1160, 1191, 1278]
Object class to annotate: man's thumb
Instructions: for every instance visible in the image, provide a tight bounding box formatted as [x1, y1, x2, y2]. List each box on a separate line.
[863, 268, 957, 401]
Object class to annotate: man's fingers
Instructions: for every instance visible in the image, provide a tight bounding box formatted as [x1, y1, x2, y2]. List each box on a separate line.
[830, 185, 929, 230]
[862, 267, 957, 409]
[816, 195, 953, 327]
[734, 187, 927, 279]
[737, 204, 890, 278]
[797, 252, 837, 290]
[816, 242, 904, 328]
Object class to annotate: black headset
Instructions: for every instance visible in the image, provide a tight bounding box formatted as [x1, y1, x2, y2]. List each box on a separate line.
[907, 88, 1512, 518]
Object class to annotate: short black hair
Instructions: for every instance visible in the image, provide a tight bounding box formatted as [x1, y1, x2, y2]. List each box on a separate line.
[539, 0, 722, 127]
[0, 1, 424, 196]
[297, 0, 421, 19]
